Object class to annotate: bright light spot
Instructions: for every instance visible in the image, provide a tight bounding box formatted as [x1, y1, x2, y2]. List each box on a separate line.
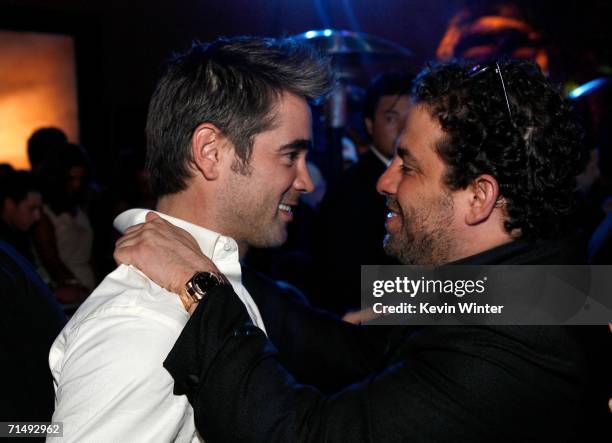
[323, 29, 333, 37]
[569, 78, 608, 99]
[305, 30, 317, 39]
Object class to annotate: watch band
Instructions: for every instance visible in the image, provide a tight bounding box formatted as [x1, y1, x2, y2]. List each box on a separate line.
[180, 271, 229, 310]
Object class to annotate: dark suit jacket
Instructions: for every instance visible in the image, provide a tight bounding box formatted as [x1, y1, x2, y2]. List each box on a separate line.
[164, 239, 608, 442]
[312, 150, 397, 314]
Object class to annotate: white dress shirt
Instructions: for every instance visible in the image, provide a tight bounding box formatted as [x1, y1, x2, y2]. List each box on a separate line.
[48, 209, 265, 442]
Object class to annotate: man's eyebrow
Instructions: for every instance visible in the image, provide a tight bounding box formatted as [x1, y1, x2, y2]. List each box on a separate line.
[278, 139, 313, 152]
[383, 94, 406, 113]
[396, 146, 419, 164]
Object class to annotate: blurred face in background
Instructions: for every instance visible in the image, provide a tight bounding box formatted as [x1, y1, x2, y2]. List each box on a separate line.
[365, 94, 411, 160]
[2, 191, 42, 231]
[66, 165, 87, 197]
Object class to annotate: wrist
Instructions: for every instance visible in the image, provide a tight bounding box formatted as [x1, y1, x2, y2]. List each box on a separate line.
[171, 268, 199, 296]
[170, 255, 214, 294]
[178, 269, 229, 313]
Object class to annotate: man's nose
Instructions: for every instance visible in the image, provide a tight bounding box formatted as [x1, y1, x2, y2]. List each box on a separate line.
[295, 161, 314, 194]
[376, 164, 397, 196]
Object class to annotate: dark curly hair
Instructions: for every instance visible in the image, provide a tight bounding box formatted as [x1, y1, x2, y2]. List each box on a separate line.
[412, 59, 586, 240]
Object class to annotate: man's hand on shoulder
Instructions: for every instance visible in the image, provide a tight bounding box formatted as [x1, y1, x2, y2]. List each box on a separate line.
[114, 212, 218, 295]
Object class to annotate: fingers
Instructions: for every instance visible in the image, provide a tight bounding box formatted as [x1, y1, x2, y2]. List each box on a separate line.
[145, 211, 160, 222]
[114, 229, 159, 266]
[122, 222, 147, 235]
[114, 229, 166, 265]
[113, 213, 211, 288]
[117, 218, 180, 249]
[342, 307, 379, 325]
[113, 241, 137, 266]
[120, 214, 199, 248]
[140, 214, 200, 250]
[115, 228, 159, 250]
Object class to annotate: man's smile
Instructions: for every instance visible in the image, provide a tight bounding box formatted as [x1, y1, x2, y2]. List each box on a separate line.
[278, 203, 294, 220]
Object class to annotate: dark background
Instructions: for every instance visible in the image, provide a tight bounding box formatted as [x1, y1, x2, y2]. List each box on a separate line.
[1, 0, 610, 184]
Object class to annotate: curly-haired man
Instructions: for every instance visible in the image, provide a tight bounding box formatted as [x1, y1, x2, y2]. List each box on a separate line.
[379, 59, 585, 265]
[115, 60, 602, 441]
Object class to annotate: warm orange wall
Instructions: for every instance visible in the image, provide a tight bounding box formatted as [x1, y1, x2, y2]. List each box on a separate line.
[0, 30, 79, 169]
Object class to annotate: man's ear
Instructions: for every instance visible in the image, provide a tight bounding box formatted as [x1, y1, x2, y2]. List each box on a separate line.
[464, 174, 500, 226]
[191, 123, 225, 180]
[364, 117, 374, 137]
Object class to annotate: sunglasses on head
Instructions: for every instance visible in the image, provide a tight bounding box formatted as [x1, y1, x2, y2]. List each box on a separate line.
[466, 62, 513, 122]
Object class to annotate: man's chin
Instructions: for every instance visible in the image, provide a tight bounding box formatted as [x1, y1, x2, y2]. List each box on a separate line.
[383, 234, 423, 265]
[383, 235, 403, 261]
[250, 229, 288, 249]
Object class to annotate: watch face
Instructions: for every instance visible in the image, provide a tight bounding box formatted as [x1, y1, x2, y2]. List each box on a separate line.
[192, 272, 218, 293]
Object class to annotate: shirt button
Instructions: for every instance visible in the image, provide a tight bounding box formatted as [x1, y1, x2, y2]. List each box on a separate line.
[223, 242, 235, 252]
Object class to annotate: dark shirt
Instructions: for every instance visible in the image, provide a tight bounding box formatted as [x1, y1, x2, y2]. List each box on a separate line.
[0, 240, 66, 426]
[0, 219, 36, 263]
[164, 239, 609, 442]
[312, 150, 397, 314]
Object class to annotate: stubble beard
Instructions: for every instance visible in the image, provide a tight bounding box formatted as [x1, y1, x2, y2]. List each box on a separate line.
[383, 193, 456, 266]
[217, 170, 289, 249]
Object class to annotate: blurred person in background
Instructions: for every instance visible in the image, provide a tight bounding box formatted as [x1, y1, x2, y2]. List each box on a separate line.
[27, 127, 68, 175]
[0, 170, 42, 263]
[33, 143, 95, 306]
[0, 238, 66, 431]
[0, 163, 15, 177]
[312, 71, 413, 315]
[436, 2, 549, 74]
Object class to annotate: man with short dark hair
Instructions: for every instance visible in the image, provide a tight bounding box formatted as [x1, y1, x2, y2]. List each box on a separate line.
[49, 36, 332, 442]
[0, 170, 42, 262]
[27, 127, 68, 174]
[115, 59, 605, 441]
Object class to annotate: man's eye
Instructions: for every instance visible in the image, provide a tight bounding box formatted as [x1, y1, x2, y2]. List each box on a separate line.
[386, 115, 397, 124]
[285, 151, 300, 163]
[400, 163, 413, 174]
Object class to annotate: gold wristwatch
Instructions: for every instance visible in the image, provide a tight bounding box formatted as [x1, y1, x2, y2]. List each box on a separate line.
[179, 271, 229, 311]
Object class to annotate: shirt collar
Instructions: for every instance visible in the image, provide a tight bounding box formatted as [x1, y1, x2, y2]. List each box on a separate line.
[113, 208, 239, 261]
[370, 145, 392, 167]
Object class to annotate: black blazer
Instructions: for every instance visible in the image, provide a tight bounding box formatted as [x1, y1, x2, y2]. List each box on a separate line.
[164, 240, 608, 442]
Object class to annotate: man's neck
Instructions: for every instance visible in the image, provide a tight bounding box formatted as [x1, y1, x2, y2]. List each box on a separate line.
[448, 229, 516, 264]
[452, 237, 515, 263]
[156, 190, 249, 258]
[156, 188, 217, 231]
